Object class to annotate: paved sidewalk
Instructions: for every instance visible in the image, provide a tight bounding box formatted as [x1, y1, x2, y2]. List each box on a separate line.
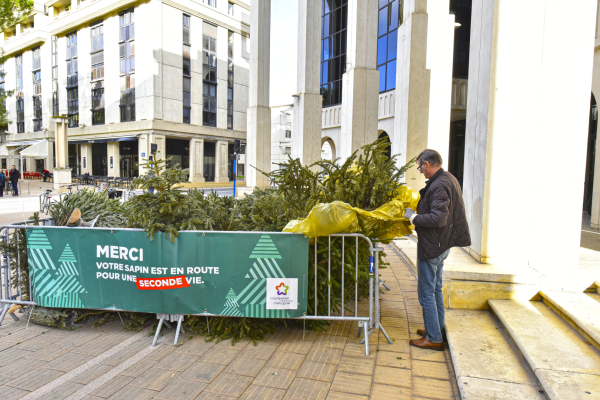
[0, 246, 459, 399]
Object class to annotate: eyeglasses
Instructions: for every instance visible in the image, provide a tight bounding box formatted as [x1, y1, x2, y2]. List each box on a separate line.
[417, 163, 423, 171]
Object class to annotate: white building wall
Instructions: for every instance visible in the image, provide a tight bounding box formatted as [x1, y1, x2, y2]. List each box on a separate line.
[104, 13, 120, 124]
[161, 4, 184, 124]
[234, 29, 249, 132]
[216, 26, 229, 129]
[78, 25, 92, 127]
[40, 41, 52, 129]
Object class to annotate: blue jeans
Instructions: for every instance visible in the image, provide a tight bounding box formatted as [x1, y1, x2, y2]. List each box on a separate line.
[418, 248, 450, 343]
[11, 181, 18, 195]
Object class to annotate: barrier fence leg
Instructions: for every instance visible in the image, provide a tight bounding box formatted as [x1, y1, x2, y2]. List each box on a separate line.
[363, 322, 370, 356]
[379, 278, 391, 291]
[174, 315, 184, 345]
[373, 246, 393, 345]
[0, 303, 9, 326]
[152, 315, 166, 347]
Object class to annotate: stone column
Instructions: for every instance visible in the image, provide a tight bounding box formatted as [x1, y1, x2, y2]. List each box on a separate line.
[246, 0, 271, 188]
[291, 0, 322, 168]
[138, 134, 166, 175]
[214, 141, 230, 183]
[107, 142, 120, 177]
[393, 0, 455, 189]
[53, 117, 72, 189]
[462, 0, 596, 275]
[80, 144, 92, 174]
[339, 0, 379, 162]
[189, 138, 205, 183]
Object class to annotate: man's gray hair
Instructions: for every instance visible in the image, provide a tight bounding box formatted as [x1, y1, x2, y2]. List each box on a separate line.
[417, 149, 443, 167]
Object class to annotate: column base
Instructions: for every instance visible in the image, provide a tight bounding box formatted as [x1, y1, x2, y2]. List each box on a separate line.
[53, 169, 72, 190]
[190, 175, 206, 184]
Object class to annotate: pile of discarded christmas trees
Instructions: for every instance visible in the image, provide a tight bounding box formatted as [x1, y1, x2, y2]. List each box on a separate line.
[3, 139, 417, 344]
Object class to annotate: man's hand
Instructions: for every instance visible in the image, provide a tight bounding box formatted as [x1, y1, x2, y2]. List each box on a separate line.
[404, 208, 417, 223]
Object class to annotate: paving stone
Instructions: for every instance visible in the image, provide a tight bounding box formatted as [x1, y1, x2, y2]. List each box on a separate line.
[179, 361, 226, 383]
[320, 321, 352, 337]
[130, 367, 180, 391]
[238, 343, 278, 360]
[205, 372, 254, 397]
[200, 348, 240, 365]
[370, 383, 412, 399]
[153, 377, 207, 400]
[147, 344, 175, 361]
[59, 332, 102, 347]
[72, 363, 114, 384]
[276, 338, 314, 354]
[337, 355, 376, 375]
[239, 384, 286, 400]
[457, 376, 546, 400]
[100, 349, 137, 367]
[412, 359, 451, 380]
[374, 365, 412, 388]
[196, 392, 238, 400]
[377, 339, 411, 354]
[14, 334, 58, 351]
[253, 366, 297, 389]
[263, 329, 289, 345]
[5, 367, 64, 391]
[412, 376, 454, 399]
[266, 351, 305, 370]
[295, 360, 337, 382]
[108, 384, 158, 400]
[91, 375, 134, 398]
[0, 384, 30, 400]
[0, 327, 43, 343]
[28, 345, 74, 362]
[120, 358, 158, 377]
[342, 342, 376, 358]
[42, 381, 85, 399]
[72, 339, 119, 356]
[285, 328, 318, 342]
[176, 338, 215, 356]
[410, 347, 447, 363]
[376, 351, 411, 369]
[0, 347, 35, 366]
[306, 347, 343, 364]
[326, 391, 368, 400]
[223, 356, 266, 377]
[45, 351, 94, 372]
[0, 356, 46, 378]
[330, 371, 372, 396]
[213, 338, 250, 351]
[155, 351, 199, 371]
[282, 378, 330, 400]
[313, 334, 347, 349]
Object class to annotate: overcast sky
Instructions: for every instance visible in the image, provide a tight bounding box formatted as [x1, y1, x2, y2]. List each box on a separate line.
[270, 0, 298, 107]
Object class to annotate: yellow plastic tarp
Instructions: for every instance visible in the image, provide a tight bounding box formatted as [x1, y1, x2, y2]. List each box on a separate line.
[283, 185, 420, 240]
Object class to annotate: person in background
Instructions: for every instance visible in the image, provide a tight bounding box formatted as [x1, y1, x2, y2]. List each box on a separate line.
[403, 149, 471, 351]
[0, 171, 5, 197]
[42, 169, 50, 182]
[10, 165, 20, 196]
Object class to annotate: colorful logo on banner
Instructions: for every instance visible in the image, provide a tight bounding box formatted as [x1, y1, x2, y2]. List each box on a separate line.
[26, 228, 307, 317]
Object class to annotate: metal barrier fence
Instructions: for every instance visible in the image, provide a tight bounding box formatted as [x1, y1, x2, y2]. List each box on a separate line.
[0, 224, 392, 356]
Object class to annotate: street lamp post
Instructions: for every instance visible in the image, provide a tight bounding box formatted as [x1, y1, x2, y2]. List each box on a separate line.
[52, 114, 72, 190]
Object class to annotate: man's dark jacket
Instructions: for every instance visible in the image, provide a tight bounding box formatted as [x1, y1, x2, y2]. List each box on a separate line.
[413, 169, 471, 260]
[9, 169, 20, 183]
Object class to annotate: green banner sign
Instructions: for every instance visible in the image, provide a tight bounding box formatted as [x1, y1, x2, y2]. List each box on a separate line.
[26, 228, 308, 318]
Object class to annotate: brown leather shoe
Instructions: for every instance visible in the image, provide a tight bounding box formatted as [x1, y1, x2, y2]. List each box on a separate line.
[409, 336, 444, 351]
[417, 328, 426, 337]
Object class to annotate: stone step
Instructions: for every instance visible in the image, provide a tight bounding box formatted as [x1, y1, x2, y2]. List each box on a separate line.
[588, 293, 600, 304]
[489, 300, 600, 400]
[540, 290, 600, 352]
[445, 309, 545, 400]
[597, 281, 600, 295]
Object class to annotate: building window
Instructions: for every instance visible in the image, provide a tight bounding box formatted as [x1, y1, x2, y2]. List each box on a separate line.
[0, 63, 5, 112]
[91, 22, 105, 125]
[228, 2, 233, 15]
[206, 0, 216, 7]
[119, 9, 135, 122]
[33, 96, 42, 131]
[227, 31, 233, 129]
[15, 54, 24, 133]
[51, 36, 59, 116]
[285, 130, 291, 138]
[320, 0, 348, 107]
[203, 29, 217, 127]
[377, 0, 401, 92]
[284, 147, 291, 154]
[183, 14, 191, 124]
[66, 31, 78, 127]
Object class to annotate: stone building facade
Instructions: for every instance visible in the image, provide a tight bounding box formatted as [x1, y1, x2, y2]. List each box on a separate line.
[0, 0, 249, 182]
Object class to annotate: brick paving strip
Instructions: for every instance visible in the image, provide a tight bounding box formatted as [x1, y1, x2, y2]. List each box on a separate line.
[20, 326, 155, 400]
[0, 244, 460, 399]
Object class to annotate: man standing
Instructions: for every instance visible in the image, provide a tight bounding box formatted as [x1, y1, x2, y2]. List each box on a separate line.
[403, 150, 470, 351]
[10, 165, 20, 196]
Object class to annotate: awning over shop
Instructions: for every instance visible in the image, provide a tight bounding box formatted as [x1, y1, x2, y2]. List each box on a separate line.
[0, 144, 9, 157]
[20, 139, 50, 158]
[69, 137, 137, 145]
